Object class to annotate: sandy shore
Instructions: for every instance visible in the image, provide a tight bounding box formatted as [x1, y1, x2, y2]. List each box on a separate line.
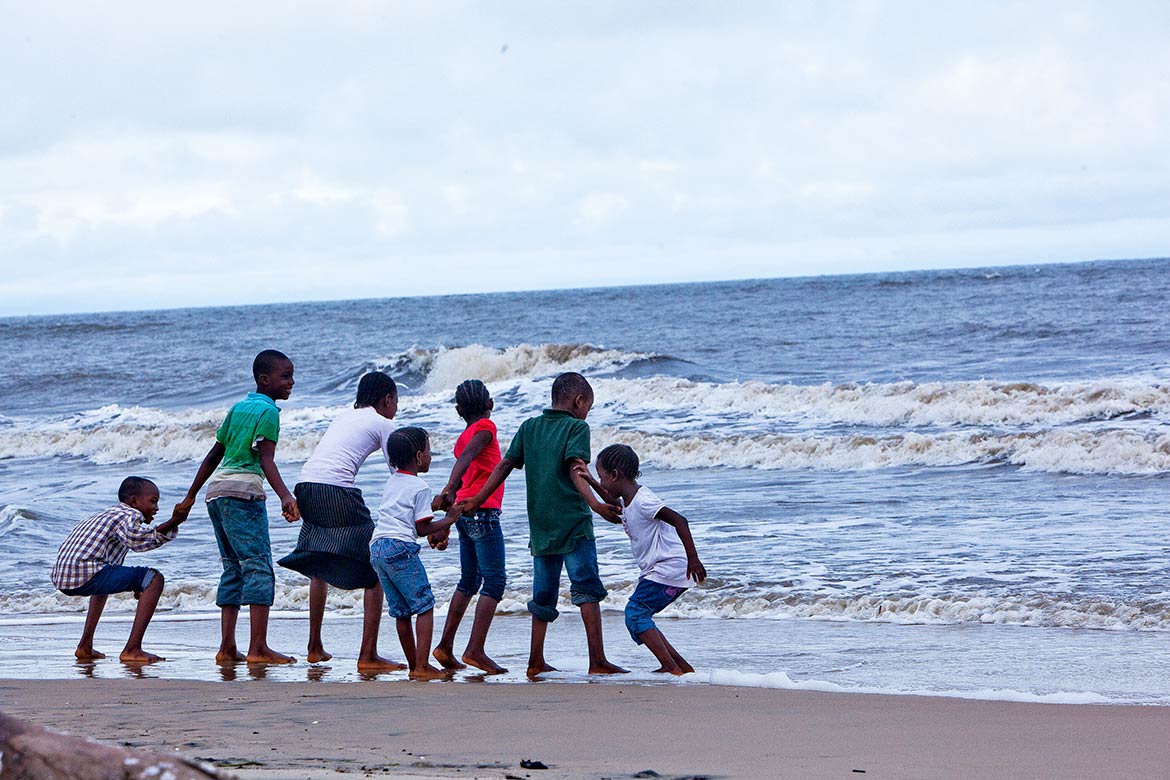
[2, 678, 1168, 779]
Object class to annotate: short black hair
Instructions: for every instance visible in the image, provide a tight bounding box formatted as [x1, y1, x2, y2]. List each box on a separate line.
[253, 349, 291, 381]
[551, 372, 592, 405]
[355, 371, 397, 408]
[455, 379, 491, 420]
[386, 426, 429, 470]
[118, 476, 157, 504]
[597, 444, 640, 480]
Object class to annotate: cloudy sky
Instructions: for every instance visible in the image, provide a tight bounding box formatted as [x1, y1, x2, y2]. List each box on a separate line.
[1, 2, 1167, 315]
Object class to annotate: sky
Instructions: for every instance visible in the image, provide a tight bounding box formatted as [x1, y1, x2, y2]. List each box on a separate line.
[1, 2, 1168, 316]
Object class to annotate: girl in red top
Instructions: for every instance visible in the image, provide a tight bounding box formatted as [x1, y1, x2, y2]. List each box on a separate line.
[430, 379, 508, 674]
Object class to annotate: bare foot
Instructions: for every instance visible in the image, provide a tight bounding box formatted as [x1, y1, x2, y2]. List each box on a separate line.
[526, 661, 558, 679]
[462, 650, 507, 675]
[216, 649, 247, 663]
[432, 645, 467, 670]
[246, 648, 297, 664]
[408, 664, 451, 680]
[120, 649, 165, 664]
[678, 661, 695, 674]
[588, 660, 629, 675]
[75, 647, 106, 660]
[307, 648, 333, 663]
[357, 656, 408, 673]
[652, 665, 686, 676]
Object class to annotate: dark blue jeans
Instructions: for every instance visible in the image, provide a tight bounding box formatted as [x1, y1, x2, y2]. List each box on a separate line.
[208, 497, 275, 607]
[528, 536, 607, 623]
[455, 509, 506, 601]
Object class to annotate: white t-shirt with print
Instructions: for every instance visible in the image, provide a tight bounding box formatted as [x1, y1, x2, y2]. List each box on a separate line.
[298, 406, 396, 488]
[372, 471, 433, 544]
[622, 485, 692, 588]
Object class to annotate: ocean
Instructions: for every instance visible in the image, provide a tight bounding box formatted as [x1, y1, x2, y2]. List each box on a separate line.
[2, 257, 1169, 702]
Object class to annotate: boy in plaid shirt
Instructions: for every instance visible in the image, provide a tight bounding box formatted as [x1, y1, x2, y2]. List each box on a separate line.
[51, 476, 185, 663]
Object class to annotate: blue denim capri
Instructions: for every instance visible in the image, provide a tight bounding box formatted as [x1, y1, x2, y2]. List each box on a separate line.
[624, 578, 687, 644]
[208, 497, 276, 607]
[61, 564, 157, 597]
[455, 509, 506, 602]
[370, 538, 435, 618]
[528, 536, 608, 623]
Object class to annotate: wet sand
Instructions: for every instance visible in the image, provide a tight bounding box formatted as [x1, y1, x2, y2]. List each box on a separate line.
[2, 677, 1169, 779]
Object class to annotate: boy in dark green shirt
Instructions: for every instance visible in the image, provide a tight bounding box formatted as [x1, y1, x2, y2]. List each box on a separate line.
[460, 372, 627, 678]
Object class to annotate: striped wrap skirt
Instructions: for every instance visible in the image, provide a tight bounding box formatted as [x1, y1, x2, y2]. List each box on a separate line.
[277, 481, 380, 590]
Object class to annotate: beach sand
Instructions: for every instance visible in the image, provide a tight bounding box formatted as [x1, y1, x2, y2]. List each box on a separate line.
[2, 678, 1168, 780]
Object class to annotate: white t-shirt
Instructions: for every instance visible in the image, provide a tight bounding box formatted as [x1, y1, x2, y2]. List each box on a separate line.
[372, 471, 434, 544]
[298, 406, 396, 488]
[622, 486, 692, 588]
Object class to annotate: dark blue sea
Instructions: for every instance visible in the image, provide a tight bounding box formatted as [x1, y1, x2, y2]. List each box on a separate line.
[2, 258, 1169, 701]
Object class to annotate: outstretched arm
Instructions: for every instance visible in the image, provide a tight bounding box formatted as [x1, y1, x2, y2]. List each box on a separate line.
[174, 442, 226, 519]
[570, 462, 617, 506]
[257, 438, 299, 522]
[568, 457, 621, 523]
[433, 429, 493, 511]
[455, 457, 516, 515]
[655, 506, 706, 583]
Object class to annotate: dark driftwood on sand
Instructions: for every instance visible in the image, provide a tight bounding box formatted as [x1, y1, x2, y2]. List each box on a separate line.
[0, 711, 226, 780]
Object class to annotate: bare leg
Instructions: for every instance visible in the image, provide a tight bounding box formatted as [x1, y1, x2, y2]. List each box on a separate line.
[527, 616, 557, 678]
[462, 596, 506, 674]
[433, 590, 470, 669]
[396, 616, 416, 670]
[306, 577, 332, 663]
[358, 583, 404, 671]
[638, 627, 688, 675]
[409, 609, 447, 679]
[216, 605, 245, 662]
[75, 595, 109, 659]
[581, 602, 628, 675]
[120, 573, 165, 663]
[245, 604, 295, 664]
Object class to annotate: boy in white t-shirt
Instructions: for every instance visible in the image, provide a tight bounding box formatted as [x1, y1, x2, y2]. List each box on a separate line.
[370, 427, 460, 680]
[574, 444, 707, 675]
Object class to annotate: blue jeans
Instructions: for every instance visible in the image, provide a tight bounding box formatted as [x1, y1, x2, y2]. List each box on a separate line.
[208, 497, 275, 607]
[455, 509, 506, 602]
[528, 536, 607, 623]
[625, 578, 687, 644]
[370, 538, 435, 618]
[61, 565, 157, 597]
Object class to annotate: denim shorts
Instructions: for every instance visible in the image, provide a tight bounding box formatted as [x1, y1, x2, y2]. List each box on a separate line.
[208, 497, 275, 607]
[455, 508, 506, 602]
[528, 536, 607, 623]
[370, 538, 435, 618]
[624, 578, 687, 643]
[61, 565, 157, 597]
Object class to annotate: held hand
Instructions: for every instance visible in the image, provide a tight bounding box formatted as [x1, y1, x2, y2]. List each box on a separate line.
[175, 496, 196, 514]
[455, 498, 481, 516]
[428, 529, 450, 551]
[687, 556, 707, 584]
[170, 502, 192, 523]
[431, 490, 454, 512]
[570, 462, 591, 479]
[281, 496, 300, 523]
[593, 501, 622, 523]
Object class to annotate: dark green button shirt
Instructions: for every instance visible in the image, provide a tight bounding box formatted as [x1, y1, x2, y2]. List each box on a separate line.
[504, 408, 593, 556]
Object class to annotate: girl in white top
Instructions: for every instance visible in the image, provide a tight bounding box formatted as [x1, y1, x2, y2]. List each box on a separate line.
[575, 443, 706, 675]
[277, 371, 403, 671]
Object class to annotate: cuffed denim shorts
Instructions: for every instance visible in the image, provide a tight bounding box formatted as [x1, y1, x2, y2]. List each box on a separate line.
[61, 564, 157, 597]
[528, 536, 607, 623]
[455, 508, 506, 602]
[208, 497, 275, 607]
[370, 538, 435, 618]
[624, 578, 687, 643]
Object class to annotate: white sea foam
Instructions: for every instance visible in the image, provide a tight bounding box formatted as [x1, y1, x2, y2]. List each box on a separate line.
[419, 343, 655, 393]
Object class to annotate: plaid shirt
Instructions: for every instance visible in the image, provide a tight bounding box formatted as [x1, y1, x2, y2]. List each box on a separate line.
[51, 503, 177, 590]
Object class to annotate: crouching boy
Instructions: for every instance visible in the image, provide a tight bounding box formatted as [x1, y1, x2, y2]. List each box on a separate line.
[50, 476, 186, 663]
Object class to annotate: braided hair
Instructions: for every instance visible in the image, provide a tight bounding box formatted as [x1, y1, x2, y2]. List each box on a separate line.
[355, 371, 397, 409]
[596, 444, 640, 480]
[454, 379, 492, 421]
[386, 426, 429, 470]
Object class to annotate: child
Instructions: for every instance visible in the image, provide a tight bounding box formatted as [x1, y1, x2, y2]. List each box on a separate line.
[175, 349, 300, 664]
[430, 379, 508, 674]
[458, 372, 627, 679]
[278, 371, 403, 672]
[576, 444, 706, 675]
[370, 426, 459, 679]
[51, 476, 186, 664]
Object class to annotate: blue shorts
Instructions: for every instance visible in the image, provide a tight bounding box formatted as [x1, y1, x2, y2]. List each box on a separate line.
[455, 509, 506, 602]
[208, 497, 275, 607]
[61, 565, 157, 597]
[528, 536, 607, 623]
[625, 578, 687, 643]
[370, 538, 435, 618]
